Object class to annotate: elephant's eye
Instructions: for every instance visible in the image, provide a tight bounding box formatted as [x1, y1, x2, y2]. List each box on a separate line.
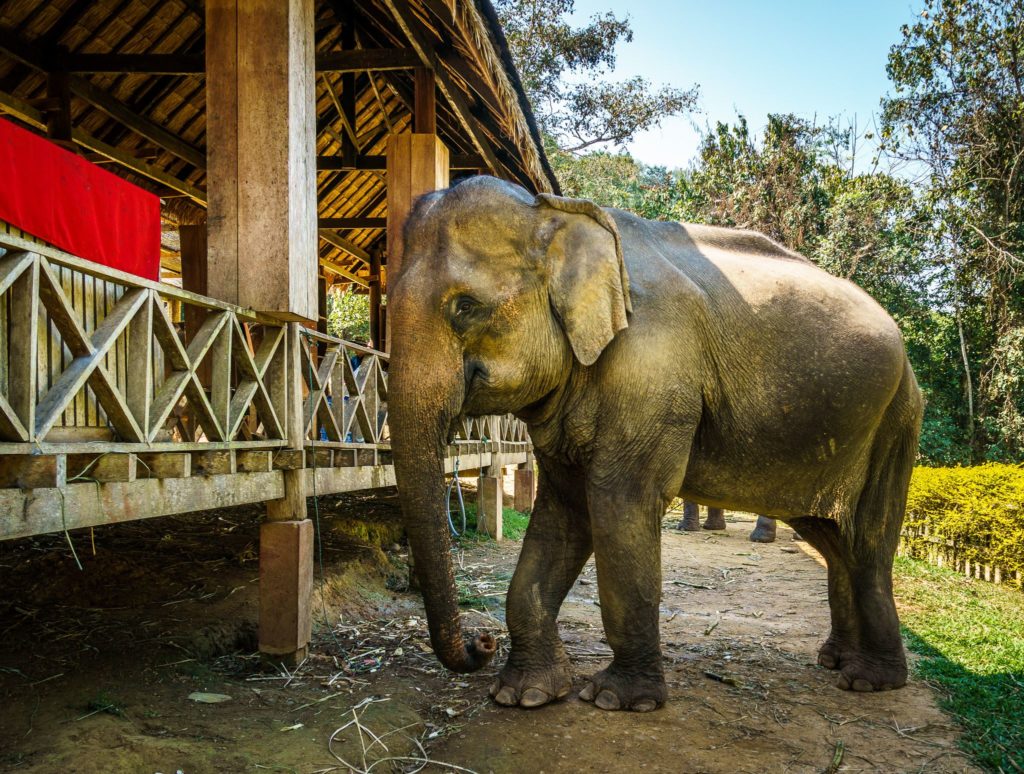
[454, 297, 477, 317]
[449, 295, 486, 332]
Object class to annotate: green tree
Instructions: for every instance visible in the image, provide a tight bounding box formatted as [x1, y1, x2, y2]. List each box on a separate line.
[495, 0, 698, 151]
[882, 0, 1024, 460]
[327, 288, 371, 344]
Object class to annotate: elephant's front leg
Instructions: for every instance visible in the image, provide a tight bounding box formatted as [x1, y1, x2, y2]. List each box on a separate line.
[580, 485, 671, 712]
[492, 472, 592, 708]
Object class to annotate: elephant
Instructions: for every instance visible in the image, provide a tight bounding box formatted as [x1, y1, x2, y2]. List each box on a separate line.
[388, 176, 923, 712]
[677, 503, 787, 543]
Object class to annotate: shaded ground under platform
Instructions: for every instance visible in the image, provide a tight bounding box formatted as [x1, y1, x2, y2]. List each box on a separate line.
[0, 496, 976, 773]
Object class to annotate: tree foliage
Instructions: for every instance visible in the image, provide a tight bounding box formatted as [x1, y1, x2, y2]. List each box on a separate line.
[327, 288, 371, 344]
[495, 0, 698, 151]
[882, 0, 1024, 460]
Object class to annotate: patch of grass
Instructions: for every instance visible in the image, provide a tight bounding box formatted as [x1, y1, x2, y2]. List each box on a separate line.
[893, 556, 1024, 772]
[456, 502, 531, 541]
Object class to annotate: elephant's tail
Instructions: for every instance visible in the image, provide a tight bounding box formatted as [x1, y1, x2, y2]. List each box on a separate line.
[847, 359, 923, 550]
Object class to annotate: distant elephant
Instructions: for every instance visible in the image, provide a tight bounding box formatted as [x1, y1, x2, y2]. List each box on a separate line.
[677, 503, 784, 543]
[388, 176, 923, 712]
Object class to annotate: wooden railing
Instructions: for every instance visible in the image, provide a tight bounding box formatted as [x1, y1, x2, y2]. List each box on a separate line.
[0, 236, 289, 452]
[0, 232, 530, 466]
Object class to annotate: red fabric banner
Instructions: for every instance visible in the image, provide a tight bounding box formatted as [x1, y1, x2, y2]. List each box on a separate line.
[0, 117, 161, 280]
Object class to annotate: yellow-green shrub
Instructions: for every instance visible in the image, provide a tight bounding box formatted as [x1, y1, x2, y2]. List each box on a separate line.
[903, 464, 1024, 587]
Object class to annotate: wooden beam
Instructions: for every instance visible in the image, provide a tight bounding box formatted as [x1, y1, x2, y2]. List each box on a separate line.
[386, 132, 448, 284]
[317, 217, 386, 229]
[316, 48, 420, 72]
[319, 230, 371, 264]
[60, 49, 423, 74]
[0, 89, 206, 203]
[316, 152, 484, 170]
[69, 77, 205, 169]
[66, 53, 206, 74]
[320, 255, 370, 287]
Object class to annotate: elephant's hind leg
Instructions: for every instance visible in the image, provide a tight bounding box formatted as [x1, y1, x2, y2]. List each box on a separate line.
[492, 467, 592, 709]
[792, 371, 920, 692]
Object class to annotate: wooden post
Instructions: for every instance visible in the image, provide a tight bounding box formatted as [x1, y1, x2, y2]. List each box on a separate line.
[259, 323, 313, 664]
[179, 224, 208, 340]
[206, 0, 317, 321]
[369, 250, 382, 349]
[45, 70, 73, 147]
[385, 68, 448, 350]
[513, 454, 535, 513]
[478, 469, 503, 541]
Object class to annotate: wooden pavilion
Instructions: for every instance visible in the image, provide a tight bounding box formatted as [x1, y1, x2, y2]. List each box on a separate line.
[0, 0, 553, 663]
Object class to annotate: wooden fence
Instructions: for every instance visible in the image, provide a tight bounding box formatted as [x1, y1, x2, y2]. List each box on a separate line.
[0, 231, 532, 540]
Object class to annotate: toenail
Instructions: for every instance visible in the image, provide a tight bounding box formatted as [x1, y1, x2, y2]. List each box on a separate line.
[494, 686, 518, 705]
[520, 688, 550, 708]
[579, 683, 596, 702]
[595, 690, 621, 710]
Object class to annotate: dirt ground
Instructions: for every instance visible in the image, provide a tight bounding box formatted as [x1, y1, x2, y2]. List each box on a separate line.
[0, 492, 978, 774]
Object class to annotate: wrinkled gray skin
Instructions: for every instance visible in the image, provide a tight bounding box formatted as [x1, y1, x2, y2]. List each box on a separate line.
[388, 176, 923, 713]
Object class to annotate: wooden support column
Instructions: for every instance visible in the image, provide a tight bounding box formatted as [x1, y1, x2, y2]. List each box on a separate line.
[385, 67, 448, 350]
[514, 455, 536, 514]
[368, 250, 382, 349]
[477, 415, 503, 540]
[45, 70, 73, 148]
[179, 224, 208, 336]
[260, 322, 312, 665]
[206, 0, 317, 321]
[477, 471, 504, 541]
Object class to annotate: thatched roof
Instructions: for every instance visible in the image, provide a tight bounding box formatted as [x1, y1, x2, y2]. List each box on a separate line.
[0, 0, 558, 283]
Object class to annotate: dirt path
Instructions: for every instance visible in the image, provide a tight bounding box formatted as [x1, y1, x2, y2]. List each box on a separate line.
[0, 499, 976, 773]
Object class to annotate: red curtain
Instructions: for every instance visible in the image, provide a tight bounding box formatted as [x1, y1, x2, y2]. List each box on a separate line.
[0, 117, 161, 280]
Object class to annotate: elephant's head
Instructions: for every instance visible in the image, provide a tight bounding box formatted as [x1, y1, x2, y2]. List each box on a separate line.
[387, 176, 631, 673]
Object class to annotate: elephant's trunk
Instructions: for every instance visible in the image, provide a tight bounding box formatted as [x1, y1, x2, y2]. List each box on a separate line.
[389, 319, 496, 673]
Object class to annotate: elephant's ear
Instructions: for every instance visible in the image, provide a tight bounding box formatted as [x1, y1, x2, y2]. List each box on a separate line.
[534, 193, 632, 366]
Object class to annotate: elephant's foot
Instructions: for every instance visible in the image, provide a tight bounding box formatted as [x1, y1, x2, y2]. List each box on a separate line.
[748, 516, 777, 543]
[835, 650, 907, 692]
[702, 507, 726, 531]
[677, 501, 701, 532]
[490, 658, 572, 708]
[579, 664, 666, 712]
[818, 637, 906, 691]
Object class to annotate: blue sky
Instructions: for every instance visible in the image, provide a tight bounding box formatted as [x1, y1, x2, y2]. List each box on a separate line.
[567, 0, 925, 169]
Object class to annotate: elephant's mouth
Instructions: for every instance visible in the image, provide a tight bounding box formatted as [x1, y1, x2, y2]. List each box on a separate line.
[463, 359, 489, 403]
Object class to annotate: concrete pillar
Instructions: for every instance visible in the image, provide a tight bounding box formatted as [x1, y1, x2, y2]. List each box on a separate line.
[478, 470, 504, 541]
[513, 465, 535, 513]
